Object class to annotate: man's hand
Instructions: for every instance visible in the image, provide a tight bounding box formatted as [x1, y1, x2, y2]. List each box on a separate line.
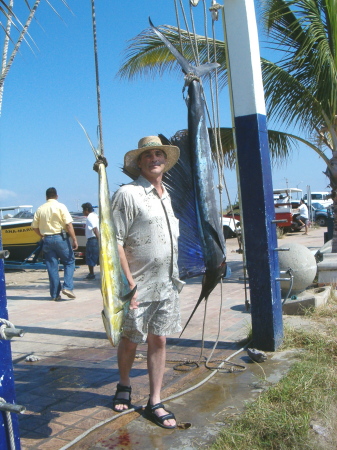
[129, 286, 139, 309]
[72, 239, 78, 251]
[66, 223, 78, 250]
[117, 244, 139, 309]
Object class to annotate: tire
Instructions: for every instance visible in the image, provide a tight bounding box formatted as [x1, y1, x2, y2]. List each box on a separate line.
[315, 216, 327, 227]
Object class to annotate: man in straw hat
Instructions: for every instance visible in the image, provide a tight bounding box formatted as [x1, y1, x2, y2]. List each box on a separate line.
[111, 135, 185, 429]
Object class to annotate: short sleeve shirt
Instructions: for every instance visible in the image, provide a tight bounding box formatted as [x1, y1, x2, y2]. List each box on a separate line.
[111, 175, 184, 303]
[298, 203, 308, 219]
[85, 212, 99, 239]
[32, 199, 73, 235]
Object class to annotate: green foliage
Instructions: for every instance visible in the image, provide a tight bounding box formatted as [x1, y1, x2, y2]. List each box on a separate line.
[211, 324, 337, 449]
[118, 0, 337, 167]
[118, 25, 228, 88]
[262, 0, 337, 140]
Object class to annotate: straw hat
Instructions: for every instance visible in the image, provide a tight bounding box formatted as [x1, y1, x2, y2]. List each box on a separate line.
[124, 136, 180, 178]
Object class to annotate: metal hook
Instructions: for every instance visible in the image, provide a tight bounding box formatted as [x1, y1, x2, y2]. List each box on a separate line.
[209, 1, 223, 21]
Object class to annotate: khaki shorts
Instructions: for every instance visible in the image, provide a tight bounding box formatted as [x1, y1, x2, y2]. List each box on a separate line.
[121, 290, 181, 344]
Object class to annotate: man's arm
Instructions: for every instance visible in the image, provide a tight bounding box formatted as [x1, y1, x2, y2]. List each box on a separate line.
[117, 244, 139, 309]
[65, 223, 78, 250]
[93, 227, 100, 240]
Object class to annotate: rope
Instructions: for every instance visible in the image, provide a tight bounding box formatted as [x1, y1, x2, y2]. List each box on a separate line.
[0, 318, 15, 340]
[202, 0, 210, 61]
[178, 0, 199, 62]
[173, 0, 184, 53]
[189, 1, 200, 66]
[93, 155, 108, 173]
[0, 397, 15, 450]
[209, 4, 244, 255]
[282, 268, 294, 305]
[90, 0, 104, 157]
[182, 72, 200, 101]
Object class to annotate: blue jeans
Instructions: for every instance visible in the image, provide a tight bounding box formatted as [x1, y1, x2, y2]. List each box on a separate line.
[43, 235, 75, 298]
[86, 237, 99, 267]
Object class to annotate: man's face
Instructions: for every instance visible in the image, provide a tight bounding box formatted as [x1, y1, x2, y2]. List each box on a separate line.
[82, 209, 89, 217]
[137, 148, 167, 177]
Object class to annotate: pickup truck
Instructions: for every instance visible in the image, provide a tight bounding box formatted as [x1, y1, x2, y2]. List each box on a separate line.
[311, 202, 333, 227]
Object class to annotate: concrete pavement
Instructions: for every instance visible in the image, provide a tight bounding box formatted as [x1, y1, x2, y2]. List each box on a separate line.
[3, 227, 327, 449]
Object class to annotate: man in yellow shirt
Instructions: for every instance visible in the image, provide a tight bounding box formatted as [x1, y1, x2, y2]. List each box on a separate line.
[32, 187, 78, 301]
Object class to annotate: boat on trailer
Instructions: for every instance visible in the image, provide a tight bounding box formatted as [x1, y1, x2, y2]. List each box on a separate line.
[0, 205, 87, 264]
[0, 206, 40, 261]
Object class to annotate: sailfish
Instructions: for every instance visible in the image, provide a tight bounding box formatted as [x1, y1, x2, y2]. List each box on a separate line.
[149, 19, 228, 334]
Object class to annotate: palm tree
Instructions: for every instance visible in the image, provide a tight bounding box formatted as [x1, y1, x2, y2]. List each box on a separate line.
[262, 0, 337, 250]
[0, 0, 72, 114]
[117, 0, 337, 251]
[0, 1, 43, 114]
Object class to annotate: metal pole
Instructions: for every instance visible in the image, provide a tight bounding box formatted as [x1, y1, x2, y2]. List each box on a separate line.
[222, 0, 283, 350]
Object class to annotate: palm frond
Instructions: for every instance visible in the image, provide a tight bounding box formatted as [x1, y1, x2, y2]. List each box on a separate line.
[214, 127, 298, 169]
[262, 58, 329, 131]
[261, 0, 337, 127]
[117, 25, 228, 89]
[267, 128, 298, 165]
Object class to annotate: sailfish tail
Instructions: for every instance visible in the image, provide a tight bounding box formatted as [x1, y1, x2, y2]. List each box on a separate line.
[149, 18, 219, 77]
[179, 260, 228, 337]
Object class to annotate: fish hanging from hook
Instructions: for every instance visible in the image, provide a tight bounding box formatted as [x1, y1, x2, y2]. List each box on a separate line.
[149, 18, 229, 335]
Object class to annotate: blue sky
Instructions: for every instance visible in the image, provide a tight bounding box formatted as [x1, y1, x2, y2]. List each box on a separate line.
[0, 0, 331, 213]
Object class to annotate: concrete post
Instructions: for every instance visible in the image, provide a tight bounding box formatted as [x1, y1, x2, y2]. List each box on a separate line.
[222, 0, 283, 350]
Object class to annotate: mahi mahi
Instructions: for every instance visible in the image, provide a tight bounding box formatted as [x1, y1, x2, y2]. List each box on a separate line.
[150, 20, 227, 334]
[92, 154, 136, 346]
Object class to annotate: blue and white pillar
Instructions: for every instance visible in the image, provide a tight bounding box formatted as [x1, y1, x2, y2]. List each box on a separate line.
[222, 0, 283, 350]
[0, 234, 21, 448]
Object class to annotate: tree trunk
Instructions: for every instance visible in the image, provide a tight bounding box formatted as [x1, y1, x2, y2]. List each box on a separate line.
[328, 151, 337, 252]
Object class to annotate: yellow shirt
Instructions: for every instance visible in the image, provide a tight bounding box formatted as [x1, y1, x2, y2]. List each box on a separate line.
[32, 199, 73, 235]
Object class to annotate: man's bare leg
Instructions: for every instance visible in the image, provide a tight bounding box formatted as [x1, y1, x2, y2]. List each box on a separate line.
[304, 221, 309, 234]
[114, 337, 138, 411]
[147, 333, 176, 427]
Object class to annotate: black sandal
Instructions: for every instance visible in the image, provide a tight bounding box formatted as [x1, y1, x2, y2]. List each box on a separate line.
[112, 383, 132, 412]
[144, 399, 177, 429]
